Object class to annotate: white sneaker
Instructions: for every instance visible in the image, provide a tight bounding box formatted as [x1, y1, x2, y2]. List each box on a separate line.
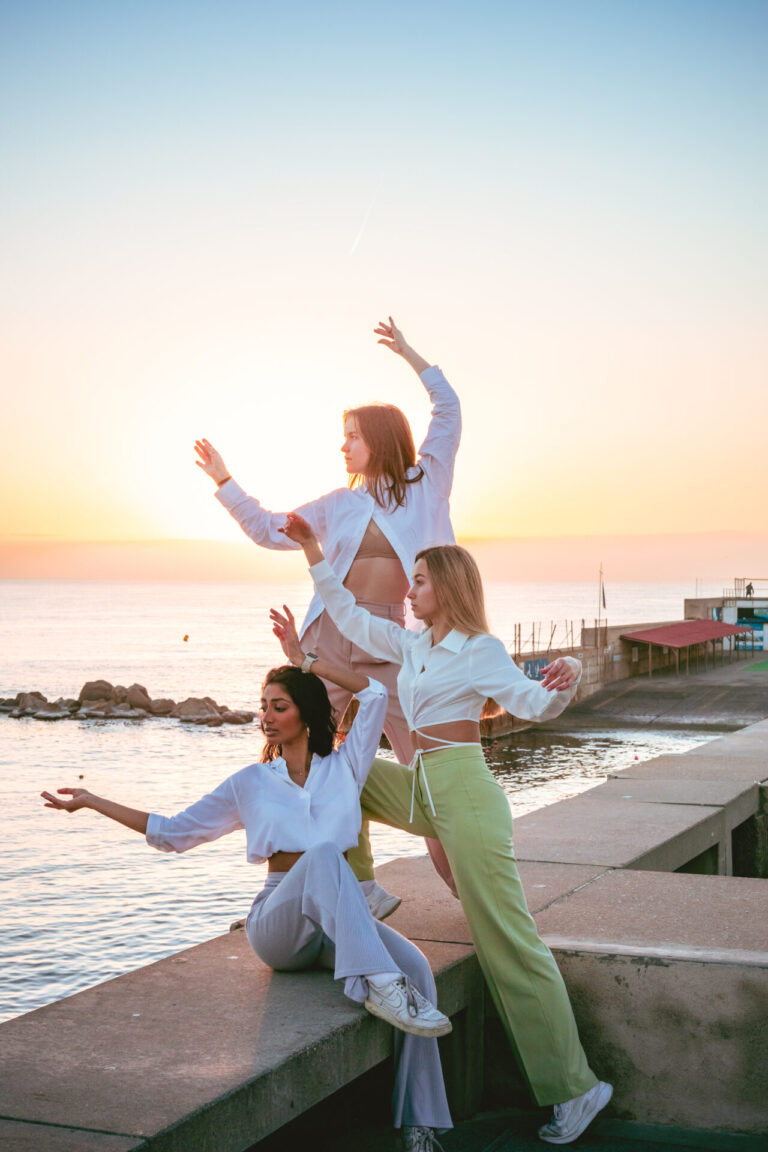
[401, 1126, 444, 1152]
[365, 975, 452, 1038]
[365, 881, 402, 921]
[538, 1081, 613, 1144]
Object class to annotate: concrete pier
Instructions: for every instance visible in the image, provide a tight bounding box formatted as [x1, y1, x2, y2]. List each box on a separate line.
[1, 711, 767, 1149]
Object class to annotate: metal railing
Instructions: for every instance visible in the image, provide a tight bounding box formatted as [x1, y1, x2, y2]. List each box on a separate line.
[510, 620, 586, 662]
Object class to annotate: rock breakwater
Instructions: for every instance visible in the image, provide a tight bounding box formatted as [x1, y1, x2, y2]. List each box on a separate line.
[0, 682, 256, 726]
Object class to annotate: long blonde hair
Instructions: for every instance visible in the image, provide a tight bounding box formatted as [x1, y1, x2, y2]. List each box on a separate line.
[414, 545, 489, 636]
[416, 545, 503, 721]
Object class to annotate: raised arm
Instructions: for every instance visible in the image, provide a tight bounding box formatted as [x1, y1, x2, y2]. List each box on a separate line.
[280, 513, 408, 664]
[194, 437, 328, 551]
[270, 600, 388, 789]
[374, 316, 431, 376]
[470, 637, 582, 724]
[269, 603, 370, 695]
[375, 317, 461, 498]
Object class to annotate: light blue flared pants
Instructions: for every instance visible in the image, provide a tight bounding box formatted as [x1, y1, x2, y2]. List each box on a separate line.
[245, 842, 452, 1131]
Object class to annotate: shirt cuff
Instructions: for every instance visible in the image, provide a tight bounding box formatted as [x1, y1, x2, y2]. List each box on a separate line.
[145, 813, 166, 849]
[419, 365, 445, 386]
[214, 478, 247, 509]
[357, 678, 387, 702]
[309, 558, 334, 584]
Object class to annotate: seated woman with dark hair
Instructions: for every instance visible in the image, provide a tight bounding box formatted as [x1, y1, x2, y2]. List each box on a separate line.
[41, 608, 453, 1152]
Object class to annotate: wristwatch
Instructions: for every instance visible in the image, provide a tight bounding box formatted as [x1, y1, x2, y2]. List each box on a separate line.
[300, 652, 319, 674]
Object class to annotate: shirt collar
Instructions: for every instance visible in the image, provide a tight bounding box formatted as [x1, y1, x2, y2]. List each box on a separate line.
[418, 627, 470, 654]
[439, 628, 470, 652]
[269, 754, 320, 779]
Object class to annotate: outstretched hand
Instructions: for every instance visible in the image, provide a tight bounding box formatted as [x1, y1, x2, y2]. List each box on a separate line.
[269, 605, 304, 666]
[374, 316, 408, 355]
[41, 787, 90, 813]
[540, 658, 580, 693]
[279, 512, 317, 547]
[194, 438, 230, 485]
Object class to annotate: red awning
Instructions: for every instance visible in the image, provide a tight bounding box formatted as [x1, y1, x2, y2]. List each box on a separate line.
[620, 621, 750, 650]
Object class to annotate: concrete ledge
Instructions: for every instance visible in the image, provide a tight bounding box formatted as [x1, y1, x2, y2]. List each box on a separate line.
[513, 791, 726, 871]
[614, 752, 768, 782]
[0, 1121, 141, 1152]
[0, 930, 479, 1152]
[4, 721, 768, 1148]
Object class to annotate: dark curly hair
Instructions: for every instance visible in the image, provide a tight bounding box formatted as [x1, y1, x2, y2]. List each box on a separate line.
[259, 665, 338, 762]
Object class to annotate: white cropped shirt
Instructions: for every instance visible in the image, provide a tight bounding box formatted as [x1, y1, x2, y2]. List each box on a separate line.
[215, 366, 461, 637]
[145, 681, 387, 863]
[310, 561, 581, 730]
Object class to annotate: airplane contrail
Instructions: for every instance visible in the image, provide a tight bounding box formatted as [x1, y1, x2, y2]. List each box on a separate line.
[349, 178, 383, 256]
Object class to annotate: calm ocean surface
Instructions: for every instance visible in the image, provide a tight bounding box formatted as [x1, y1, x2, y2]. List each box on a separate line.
[1, 578, 723, 1023]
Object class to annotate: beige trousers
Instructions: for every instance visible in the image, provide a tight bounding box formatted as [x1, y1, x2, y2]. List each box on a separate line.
[301, 601, 412, 763]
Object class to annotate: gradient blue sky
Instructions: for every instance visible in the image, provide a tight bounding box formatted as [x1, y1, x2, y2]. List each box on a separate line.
[2, 1, 766, 574]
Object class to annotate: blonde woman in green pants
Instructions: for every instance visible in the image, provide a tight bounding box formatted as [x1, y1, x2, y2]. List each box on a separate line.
[279, 513, 612, 1146]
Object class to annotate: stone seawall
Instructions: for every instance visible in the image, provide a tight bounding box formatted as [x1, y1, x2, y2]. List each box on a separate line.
[1, 719, 767, 1149]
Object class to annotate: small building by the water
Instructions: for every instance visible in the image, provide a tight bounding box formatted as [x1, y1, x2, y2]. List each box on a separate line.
[686, 577, 768, 652]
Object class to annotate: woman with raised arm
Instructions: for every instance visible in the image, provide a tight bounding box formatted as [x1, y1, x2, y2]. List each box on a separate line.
[41, 610, 452, 1152]
[281, 513, 613, 1148]
[195, 318, 461, 917]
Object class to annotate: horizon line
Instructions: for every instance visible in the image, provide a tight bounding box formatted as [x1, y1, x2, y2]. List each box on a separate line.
[3, 529, 768, 546]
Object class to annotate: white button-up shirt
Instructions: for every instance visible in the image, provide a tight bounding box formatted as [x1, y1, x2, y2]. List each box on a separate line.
[310, 561, 581, 731]
[215, 366, 461, 637]
[145, 681, 387, 863]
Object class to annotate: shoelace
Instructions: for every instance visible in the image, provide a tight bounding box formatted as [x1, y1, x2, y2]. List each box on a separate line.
[404, 1126, 445, 1152]
[398, 975, 420, 1018]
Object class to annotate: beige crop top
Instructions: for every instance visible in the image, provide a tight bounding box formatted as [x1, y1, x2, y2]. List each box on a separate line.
[353, 520, 400, 562]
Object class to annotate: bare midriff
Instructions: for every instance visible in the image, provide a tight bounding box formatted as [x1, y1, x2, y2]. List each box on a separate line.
[343, 557, 409, 604]
[268, 848, 348, 873]
[267, 850, 304, 873]
[342, 520, 409, 605]
[411, 720, 481, 754]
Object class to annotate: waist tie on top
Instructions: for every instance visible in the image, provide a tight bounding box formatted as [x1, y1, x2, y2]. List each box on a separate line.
[407, 733, 481, 824]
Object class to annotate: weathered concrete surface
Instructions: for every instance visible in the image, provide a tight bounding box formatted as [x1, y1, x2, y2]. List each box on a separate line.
[535, 870, 768, 957]
[513, 791, 725, 870]
[0, 1121, 143, 1152]
[382, 855, 608, 948]
[599, 776, 759, 813]
[547, 655, 768, 731]
[0, 931, 476, 1152]
[613, 751, 768, 782]
[555, 951, 768, 1136]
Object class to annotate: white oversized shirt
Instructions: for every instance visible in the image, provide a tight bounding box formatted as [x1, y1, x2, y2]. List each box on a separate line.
[310, 561, 581, 731]
[145, 681, 387, 863]
[215, 366, 461, 637]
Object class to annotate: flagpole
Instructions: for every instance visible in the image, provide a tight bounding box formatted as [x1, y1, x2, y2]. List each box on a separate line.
[598, 562, 603, 630]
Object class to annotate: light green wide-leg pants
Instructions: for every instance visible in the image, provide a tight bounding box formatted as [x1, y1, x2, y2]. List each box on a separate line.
[355, 747, 598, 1107]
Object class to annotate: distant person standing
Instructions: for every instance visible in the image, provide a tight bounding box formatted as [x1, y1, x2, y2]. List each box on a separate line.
[746, 582, 754, 598]
[194, 317, 462, 915]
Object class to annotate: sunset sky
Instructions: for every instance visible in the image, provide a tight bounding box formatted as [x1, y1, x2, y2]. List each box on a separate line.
[2, 0, 766, 579]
